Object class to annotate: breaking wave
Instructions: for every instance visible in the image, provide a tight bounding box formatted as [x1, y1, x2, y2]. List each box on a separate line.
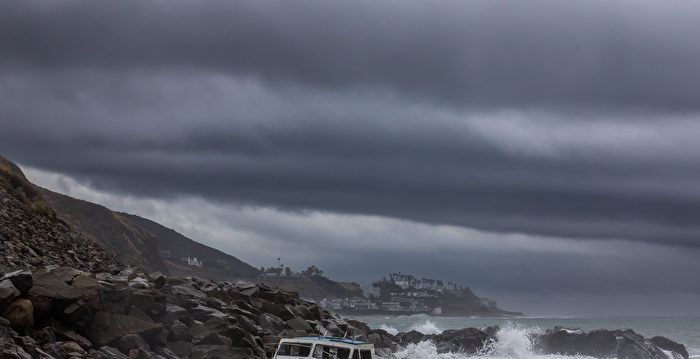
[381, 324, 598, 359]
[409, 320, 443, 335]
[379, 324, 399, 336]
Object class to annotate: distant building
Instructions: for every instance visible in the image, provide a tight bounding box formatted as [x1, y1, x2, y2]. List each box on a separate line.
[381, 302, 402, 311]
[185, 257, 203, 267]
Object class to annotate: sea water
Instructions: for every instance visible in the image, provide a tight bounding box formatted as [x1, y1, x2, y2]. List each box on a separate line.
[349, 315, 700, 359]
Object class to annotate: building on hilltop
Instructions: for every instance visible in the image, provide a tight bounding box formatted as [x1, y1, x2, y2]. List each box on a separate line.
[185, 257, 203, 267]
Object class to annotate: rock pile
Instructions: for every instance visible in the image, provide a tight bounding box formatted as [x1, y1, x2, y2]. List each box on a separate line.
[0, 176, 120, 272]
[0, 266, 372, 358]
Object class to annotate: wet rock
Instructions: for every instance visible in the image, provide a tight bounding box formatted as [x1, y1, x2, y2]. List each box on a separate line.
[396, 330, 426, 345]
[432, 328, 490, 354]
[535, 328, 688, 359]
[537, 328, 618, 357]
[651, 336, 689, 359]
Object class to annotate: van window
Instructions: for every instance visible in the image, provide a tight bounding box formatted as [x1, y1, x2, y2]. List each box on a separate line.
[277, 343, 313, 357]
[312, 345, 351, 359]
[360, 350, 372, 359]
[352, 350, 360, 359]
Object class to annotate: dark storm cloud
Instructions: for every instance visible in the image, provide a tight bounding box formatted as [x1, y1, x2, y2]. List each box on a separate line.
[3, 0, 700, 252]
[3, 0, 700, 111]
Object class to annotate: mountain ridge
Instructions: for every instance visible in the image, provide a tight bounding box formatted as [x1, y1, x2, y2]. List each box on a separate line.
[1, 154, 259, 280]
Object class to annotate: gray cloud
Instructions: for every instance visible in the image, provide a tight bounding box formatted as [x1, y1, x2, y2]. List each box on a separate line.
[3, 71, 700, 247]
[3, 1, 700, 111]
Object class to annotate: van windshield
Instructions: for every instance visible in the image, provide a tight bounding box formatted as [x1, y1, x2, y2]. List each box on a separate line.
[277, 343, 313, 357]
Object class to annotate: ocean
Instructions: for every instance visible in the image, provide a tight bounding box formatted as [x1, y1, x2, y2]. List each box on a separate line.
[347, 315, 700, 359]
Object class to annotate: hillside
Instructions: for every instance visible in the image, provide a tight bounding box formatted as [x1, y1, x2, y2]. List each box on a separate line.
[0, 155, 259, 280]
[120, 212, 259, 279]
[0, 158, 120, 271]
[258, 275, 364, 300]
[38, 188, 168, 272]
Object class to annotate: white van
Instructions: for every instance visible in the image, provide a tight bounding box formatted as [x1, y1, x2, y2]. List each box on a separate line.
[273, 337, 375, 359]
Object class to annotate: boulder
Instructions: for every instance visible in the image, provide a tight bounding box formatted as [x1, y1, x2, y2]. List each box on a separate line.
[128, 278, 149, 290]
[432, 328, 491, 354]
[258, 313, 285, 333]
[2, 270, 32, 296]
[190, 345, 252, 359]
[167, 321, 192, 342]
[62, 331, 92, 350]
[165, 341, 193, 358]
[651, 336, 689, 359]
[118, 334, 151, 353]
[147, 273, 166, 289]
[62, 300, 92, 330]
[0, 280, 19, 301]
[59, 341, 87, 358]
[30, 270, 83, 300]
[396, 330, 426, 345]
[286, 317, 313, 332]
[535, 328, 688, 359]
[260, 303, 295, 321]
[87, 312, 163, 347]
[3, 298, 34, 329]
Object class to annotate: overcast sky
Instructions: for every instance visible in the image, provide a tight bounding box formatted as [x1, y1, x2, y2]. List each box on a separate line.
[2, 0, 700, 316]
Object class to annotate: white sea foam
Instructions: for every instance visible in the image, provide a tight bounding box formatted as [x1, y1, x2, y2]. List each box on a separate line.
[409, 320, 443, 334]
[381, 325, 598, 359]
[380, 324, 400, 336]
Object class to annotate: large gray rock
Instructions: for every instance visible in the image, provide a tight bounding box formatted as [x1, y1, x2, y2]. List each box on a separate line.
[2, 270, 32, 296]
[651, 336, 689, 359]
[536, 328, 688, 359]
[0, 279, 20, 301]
[87, 311, 163, 346]
[432, 328, 491, 354]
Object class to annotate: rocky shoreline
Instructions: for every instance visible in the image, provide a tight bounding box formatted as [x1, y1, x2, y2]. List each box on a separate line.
[0, 266, 689, 359]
